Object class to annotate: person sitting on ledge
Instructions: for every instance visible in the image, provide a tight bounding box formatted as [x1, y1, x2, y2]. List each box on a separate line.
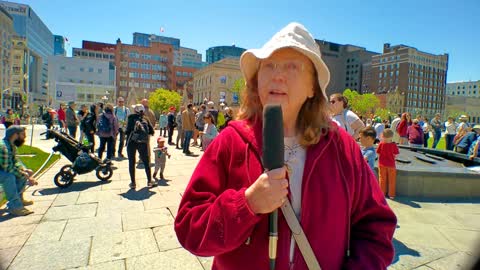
[0, 126, 38, 216]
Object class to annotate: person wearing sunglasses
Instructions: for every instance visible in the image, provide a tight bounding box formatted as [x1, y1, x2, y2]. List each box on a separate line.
[329, 93, 365, 140]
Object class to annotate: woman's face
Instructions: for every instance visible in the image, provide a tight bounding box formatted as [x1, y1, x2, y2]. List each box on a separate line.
[257, 48, 315, 121]
[329, 96, 344, 115]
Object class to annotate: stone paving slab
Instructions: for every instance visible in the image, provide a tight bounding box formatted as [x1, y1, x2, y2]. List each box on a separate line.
[388, 241, 456, 270]
[61, 213, 122, 240]
[125, 248, 204, 270]
[43, 203, 97, 221]
[425, 251, 475, 270]
[392, 224, 455, 250]
[66, 260, 126, 270]
[153, 225, 181, 251]
[89, 229, 158, 264]
[52, 192, 80, 206]
[25, 220, 67, 245]
[0, 214, 42, 227]
[0, 223, 36, 237]
[8, 238, 91, 270]
[1, 233, 31, 250]
[0, 246, 22, 270]
[122, 208, 173, 231]
[96, 200, 144, 216]
[76, 189, 123, 204]
[436, 227, 480, 252]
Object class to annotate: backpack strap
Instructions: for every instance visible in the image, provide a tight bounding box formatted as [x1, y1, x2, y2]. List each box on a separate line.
[281, 199, 322, 270]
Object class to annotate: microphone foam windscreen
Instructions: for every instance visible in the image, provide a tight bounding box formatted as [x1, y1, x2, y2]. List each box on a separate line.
[262, 104, 284, 170]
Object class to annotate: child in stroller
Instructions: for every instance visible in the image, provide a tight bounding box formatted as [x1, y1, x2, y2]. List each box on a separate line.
[44, 129, 113, 188]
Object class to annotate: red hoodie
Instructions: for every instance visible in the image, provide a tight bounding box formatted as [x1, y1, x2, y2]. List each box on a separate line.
[175, 119, 396, 270]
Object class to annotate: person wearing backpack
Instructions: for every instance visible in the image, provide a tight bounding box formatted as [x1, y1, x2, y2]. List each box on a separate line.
[96, 103, 118, 161]
[113, 97, 130, 159]
[126, 104, 155, 189]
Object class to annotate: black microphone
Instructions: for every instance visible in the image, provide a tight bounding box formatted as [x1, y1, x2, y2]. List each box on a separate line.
[263, 104, 284, 270]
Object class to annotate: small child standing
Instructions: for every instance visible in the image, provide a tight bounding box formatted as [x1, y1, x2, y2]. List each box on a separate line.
[376, 128, 399, 199]
[359, 127, 377, 173]
[153, 137, 171, 181]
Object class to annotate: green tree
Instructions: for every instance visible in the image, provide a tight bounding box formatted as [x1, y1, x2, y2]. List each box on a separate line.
[342, 89, 379, 117]
[229, 78, 245, 104]
[149, 88, 181, 113]
[375, 108, 396, 121]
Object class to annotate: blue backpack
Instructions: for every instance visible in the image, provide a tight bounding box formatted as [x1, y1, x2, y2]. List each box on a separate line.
[97, 114, 111, 133]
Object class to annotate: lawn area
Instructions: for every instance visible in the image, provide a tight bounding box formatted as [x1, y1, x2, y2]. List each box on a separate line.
[426, 136, 446, 149]
[16, 145, 60, 175]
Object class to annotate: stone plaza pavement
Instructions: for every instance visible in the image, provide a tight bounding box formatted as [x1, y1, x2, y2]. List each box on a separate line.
[0, 129, 479, 270]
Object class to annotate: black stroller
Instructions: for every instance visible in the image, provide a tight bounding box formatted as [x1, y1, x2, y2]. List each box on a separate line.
[44, 129, 113, 188]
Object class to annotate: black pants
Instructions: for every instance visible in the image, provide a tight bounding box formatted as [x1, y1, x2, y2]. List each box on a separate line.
[167, 126, 174, 144]
[85, 132, 95, 152]
[127, 141, 151, 184]
[445, 134, 455, 151]
[98, 136, 114, 160]
[114, 129, 126, 155]
[423, 133, 429, 147]
[68, 126, 77, 139]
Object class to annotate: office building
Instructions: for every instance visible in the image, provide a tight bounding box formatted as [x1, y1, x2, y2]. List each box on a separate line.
[370, 43, 448, 118]
[54, 35, 66, 56]
[192, 58, 243, 106]
[0, 1, 54, 108]
[48, 55, 115, 107]
[315, 40, 378, 95]
[206, 45, 246, 64]
[446, 80, 480, 98]
[0, 5, 14, 109]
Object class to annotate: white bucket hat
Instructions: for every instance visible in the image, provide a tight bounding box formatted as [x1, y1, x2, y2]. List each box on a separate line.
[240, 22, 330, 99]
[132, 104, 145, 113]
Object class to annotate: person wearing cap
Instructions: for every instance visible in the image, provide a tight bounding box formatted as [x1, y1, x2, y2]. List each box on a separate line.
[125, 104, 155, 189]
[167, 106, 177, 145]
[0, 126, 38, 216]
[114, 97, 130, 158]
[175, 23, 396, 270]
[152, 136, 171, 181]
[329, 93, 365, 140]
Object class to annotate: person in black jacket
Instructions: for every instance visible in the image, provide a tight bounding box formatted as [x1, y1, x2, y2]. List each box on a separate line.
[80, 104, 98, 152]
[167, 106, 176, 145]
[125, 104, 155, 189]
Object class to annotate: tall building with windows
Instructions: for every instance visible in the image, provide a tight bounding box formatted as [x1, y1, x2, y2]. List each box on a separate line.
[192, 58, 242, 106]
[315, 40, 378, 95]
[370, 43, 448, 117]
[48, 55, 115, 107]
[179, 47, 205, 69]
[0, 1, 54, 108]
[206, 45, 246, 64]
[115, 38, 174, 101]
[9, 36, 27, 111]
[0, 5, 14, 109]
[54, 35, 66, 56]
[133, 33, 180, 50]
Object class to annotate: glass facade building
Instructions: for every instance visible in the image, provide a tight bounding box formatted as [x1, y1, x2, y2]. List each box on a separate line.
[0, 1, 53, 105]
[206, 45, 246, 64]
[133, 32, 180, 50]
[54, 35, 66, 56]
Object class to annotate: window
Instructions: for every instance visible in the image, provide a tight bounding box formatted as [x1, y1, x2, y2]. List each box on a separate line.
[98, 69, 102, 74]
[80, 67, 84, 72]
[88, 67, 94, 72]
[129, 62, 139, 69]
[129, 51, 139, 58]
[60, 66, 66, 70]
[141, 63, 151, 70]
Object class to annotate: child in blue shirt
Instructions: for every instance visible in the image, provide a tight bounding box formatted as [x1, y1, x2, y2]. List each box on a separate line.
[359, 127, 377, 172]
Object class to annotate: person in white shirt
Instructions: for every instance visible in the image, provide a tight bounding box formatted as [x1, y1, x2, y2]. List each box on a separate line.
[113, 97, 130, 158]
[329, 93, 365, 140]
[444, 117, 457, 151]
[390, 114, 401, 143]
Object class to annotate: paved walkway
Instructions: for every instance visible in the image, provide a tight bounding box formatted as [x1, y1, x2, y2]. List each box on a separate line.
[0, 129, 479, 270]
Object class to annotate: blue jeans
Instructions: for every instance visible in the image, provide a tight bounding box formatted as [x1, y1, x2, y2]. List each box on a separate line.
[183, 130, 193, 153]
[432, 130, 442, 149]
[446, 134, 455, 151]
[68, 126, 77, 139]
[0, 170, 26, 210]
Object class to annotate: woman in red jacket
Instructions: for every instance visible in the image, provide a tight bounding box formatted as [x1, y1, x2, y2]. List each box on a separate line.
[396, 113, 412, 145]
[175, 22, 397, 270]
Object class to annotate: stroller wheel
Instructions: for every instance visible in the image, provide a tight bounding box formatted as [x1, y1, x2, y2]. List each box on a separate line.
[54, 171, 74, 188]
[96, 165, 113, 181]
[60, 165, 77, 177]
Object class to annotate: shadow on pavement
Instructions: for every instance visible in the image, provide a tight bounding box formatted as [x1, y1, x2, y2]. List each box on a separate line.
[31, 180, 108, 196]
[120, 187, 156, 201]
[393, 197, 480, 209]
[392, 238, 420, 264]
[156, 178, 170, 187]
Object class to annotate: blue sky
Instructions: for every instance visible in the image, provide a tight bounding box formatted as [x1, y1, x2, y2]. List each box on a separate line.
[16, 0, 480, 82]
